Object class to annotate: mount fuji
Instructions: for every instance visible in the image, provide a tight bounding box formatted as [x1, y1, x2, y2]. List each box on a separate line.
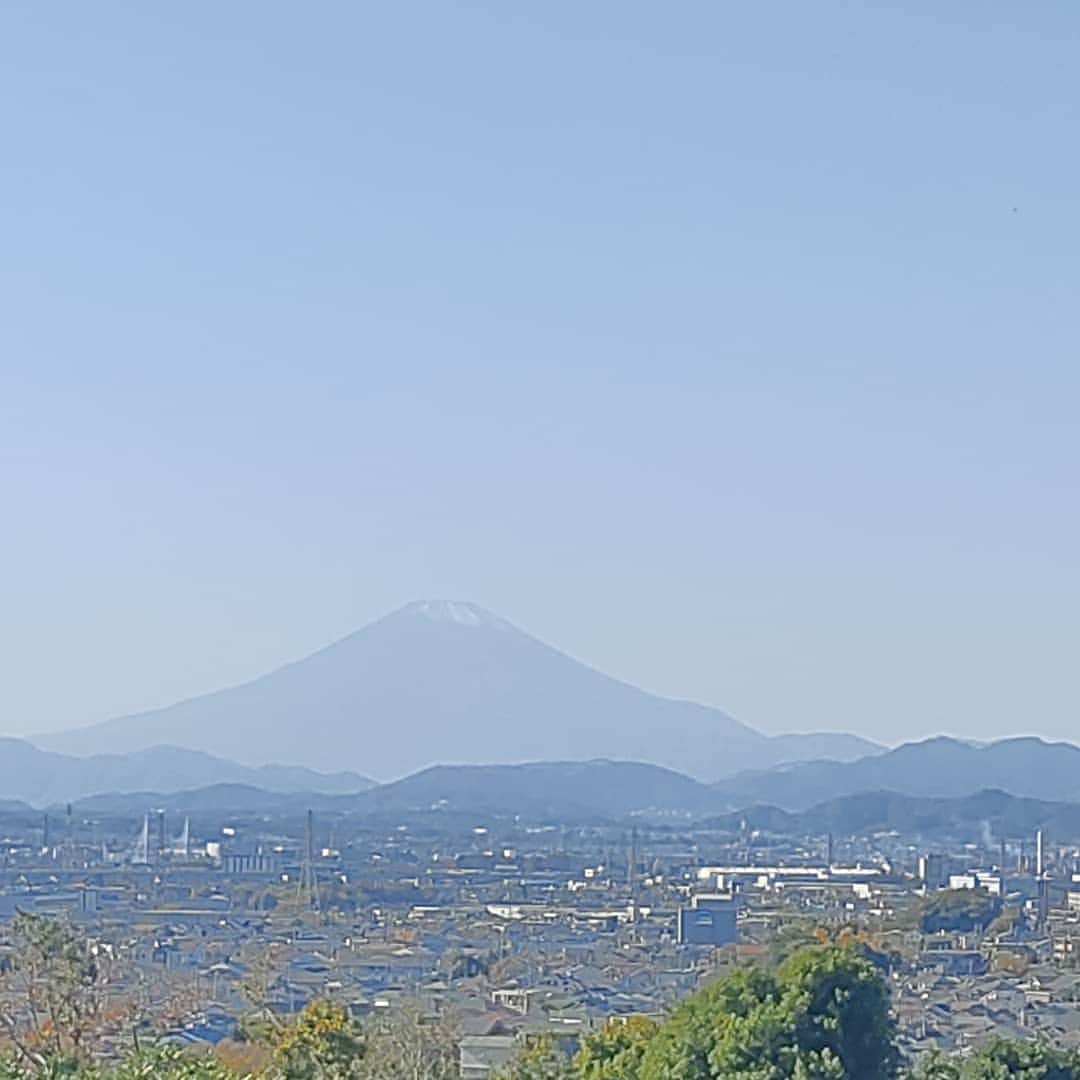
[33, 601, 879, 782]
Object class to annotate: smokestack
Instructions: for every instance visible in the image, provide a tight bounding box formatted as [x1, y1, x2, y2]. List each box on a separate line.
[1036, 829, 1045, 878]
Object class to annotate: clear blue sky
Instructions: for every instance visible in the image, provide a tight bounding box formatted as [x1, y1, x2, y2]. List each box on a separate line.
[2, 2, 1077, 746]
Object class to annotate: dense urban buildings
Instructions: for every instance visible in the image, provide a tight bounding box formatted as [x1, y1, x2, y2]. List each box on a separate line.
[5, 796, 1080, 1075]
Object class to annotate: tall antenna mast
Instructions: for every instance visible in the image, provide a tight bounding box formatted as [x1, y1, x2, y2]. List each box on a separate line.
[298, 809, 321, 915]
[64, 803, 74, 866]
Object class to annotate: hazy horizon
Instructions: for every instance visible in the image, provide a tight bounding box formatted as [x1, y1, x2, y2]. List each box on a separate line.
[3, 3, 1078, 748]
[0, 597, 1065, 754]
[17, 596, 839, 743]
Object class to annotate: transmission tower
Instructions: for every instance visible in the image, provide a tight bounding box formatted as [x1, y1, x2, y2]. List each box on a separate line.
[297, 809, 321, 914]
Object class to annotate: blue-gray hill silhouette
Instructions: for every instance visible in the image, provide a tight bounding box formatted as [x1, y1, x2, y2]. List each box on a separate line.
[720, 736, 1080, 810]
[35, 601, 878, 781]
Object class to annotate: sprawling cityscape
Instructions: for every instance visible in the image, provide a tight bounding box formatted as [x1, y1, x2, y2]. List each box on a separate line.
[5, 787, 1080, 1075]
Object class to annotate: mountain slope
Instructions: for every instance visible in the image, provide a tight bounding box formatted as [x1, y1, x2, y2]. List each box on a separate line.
[67, 760, 724, 818]
[357, 759, 721, 816]
[799, 788, 1080, 837]
[703, 789, 1080, 842]
[719, 736, 1080, 810]
[0, 738, 373, 807]
[761, 732, 881, 767]
[34, 601, 879, 781]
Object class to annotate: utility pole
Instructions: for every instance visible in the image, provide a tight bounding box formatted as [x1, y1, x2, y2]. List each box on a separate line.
[1036, 828, 1048, 931]
[65, 803, 74, 866]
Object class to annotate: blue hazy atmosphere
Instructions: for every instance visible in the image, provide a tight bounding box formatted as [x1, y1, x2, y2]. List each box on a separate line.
[1, 3, 1077, 745]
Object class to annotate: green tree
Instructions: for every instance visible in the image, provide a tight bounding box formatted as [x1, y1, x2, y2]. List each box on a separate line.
[908, 1050, 961, 1080]
[495, 1034, 574, 1080]
[918, 890, 1000, 934]
[778, 946, 897, 1079]
[638, 966, 776, 1080]
[576, 1016, 657, 1079]
[110, 1045, 240, 1079]
[637, 945, 897, 1080]
[0, 1056, 88, 1080]
[1, 913, 108, 1067]
[767, 922, 823, 969]
[1, 1045, 244, 1079]
[271, 1001, 365, 1080]
[911, 1038, 1080, 1079]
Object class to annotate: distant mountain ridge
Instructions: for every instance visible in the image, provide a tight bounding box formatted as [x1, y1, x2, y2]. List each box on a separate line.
[66, 759, 721, 819]
[719, 736, 1080, 810]
[708, 788, 1080, 841]
[32, 600, 880, 781]
[350, 759, 721, 817]
[0, 738, 374, 807]
[37, 770, 1080, 846]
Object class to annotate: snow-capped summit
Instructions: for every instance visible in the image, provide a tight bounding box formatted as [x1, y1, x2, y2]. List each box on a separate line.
[401, 600, 510, 631]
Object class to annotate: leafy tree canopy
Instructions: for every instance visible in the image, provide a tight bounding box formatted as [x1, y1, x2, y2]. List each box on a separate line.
[919, 890, 1001, 934]
[912, 1038, 1080, 1079]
